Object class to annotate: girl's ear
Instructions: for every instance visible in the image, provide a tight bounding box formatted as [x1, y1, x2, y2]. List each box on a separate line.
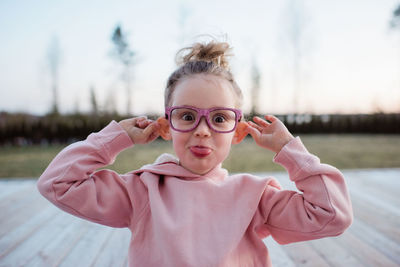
[156, 117, 172, 140]
[232, 121, 248, 144]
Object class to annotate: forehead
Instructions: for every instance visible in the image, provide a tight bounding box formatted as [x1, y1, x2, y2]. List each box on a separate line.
[171, 74, 237, 108]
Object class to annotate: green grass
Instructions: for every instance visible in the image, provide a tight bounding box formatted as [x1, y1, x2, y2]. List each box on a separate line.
[226, 134, 400, 172]
[1, 134, 399, 178]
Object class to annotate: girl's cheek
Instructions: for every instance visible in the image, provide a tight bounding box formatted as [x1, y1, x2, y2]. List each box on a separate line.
[171, 134, 187, 153]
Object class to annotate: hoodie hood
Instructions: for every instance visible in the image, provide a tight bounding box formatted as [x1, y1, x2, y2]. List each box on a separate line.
[131, 153, 228, 182]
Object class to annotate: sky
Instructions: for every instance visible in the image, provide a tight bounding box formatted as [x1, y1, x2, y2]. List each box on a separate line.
[0, 0, 399, 115]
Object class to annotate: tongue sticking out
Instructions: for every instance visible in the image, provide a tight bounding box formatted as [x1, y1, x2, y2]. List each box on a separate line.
[190, 146, 212, 157]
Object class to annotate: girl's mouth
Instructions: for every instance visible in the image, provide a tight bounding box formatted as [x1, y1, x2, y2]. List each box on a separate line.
[190, 146, 212, 158]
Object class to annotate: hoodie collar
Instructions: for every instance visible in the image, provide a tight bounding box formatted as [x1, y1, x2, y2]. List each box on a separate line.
[135, 153, 228, 182]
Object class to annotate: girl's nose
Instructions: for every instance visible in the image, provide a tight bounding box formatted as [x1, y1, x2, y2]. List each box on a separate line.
[194, 118, 211, 137]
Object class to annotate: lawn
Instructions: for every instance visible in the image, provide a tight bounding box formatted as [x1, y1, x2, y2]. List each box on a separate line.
[0, 134, 399, 178]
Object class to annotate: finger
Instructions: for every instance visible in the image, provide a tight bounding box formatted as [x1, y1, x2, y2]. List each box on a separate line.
[247, 121, 263, 132]
[264, 115, 278, 123]
[134, 116, 147, 124]
[143, 122, 160, 138]
[130, 117, 142, 127]
[147, 130, 160, 143]
[253, 116, 270, 127]
[246, 124, 261, 140]
[138, 119, 152, 129]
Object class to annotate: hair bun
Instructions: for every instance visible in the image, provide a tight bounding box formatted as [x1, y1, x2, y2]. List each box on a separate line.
[176, 41, 232, 69]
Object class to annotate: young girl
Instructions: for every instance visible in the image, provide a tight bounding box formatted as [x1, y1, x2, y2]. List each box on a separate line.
[37, 40, 353, 266]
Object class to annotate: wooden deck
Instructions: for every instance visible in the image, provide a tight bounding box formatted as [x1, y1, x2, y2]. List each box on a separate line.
[0, 169, 399, 267]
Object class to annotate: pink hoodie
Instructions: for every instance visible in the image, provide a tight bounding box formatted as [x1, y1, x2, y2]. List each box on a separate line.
[37, 121, 353, 267]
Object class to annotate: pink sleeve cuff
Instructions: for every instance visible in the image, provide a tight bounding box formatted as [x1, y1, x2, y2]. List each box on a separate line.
[92, 120, 134, 163]
[273, 137, 317, 181]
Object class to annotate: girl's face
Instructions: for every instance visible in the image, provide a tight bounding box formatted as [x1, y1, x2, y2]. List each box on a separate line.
[169, 74, 238, 175]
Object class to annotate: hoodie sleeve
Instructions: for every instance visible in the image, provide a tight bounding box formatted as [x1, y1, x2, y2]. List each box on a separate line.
[37, 120, 141, 228]
[259, 137, 353, 244]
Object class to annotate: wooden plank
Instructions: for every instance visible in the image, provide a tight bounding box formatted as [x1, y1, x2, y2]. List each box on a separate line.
[307, 236, 363, 266]
[349, 182, 400, 210]
[0, 205, 58, 259]
[269, 170, 400, 258]
[333, 228, 398, 267]
[0, 182, 40, 224]
[348, 218, 400, 265]
[0, 186, 51, 238]
[57, 223, 114, 267]
[1, 169, 400, 267]
[349, 186, 400, 225]
[90, 228, 131, 267]
[280, 241, 330, 267]
[346, 169, 400, 208]
[263, 237, 296, 267]
[347, 168, 400, 190]
[122, 256, 129, 267]
[26, 218, 91, 267]
[0, 209, 78, 266]
[351, 195, 400, 243]
[0, 179, 35, 201]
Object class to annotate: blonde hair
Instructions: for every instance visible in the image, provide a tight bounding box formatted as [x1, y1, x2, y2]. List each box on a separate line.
[165, 40, 243, 108]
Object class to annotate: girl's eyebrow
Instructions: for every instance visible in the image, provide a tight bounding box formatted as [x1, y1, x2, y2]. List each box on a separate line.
[174, 105, 237, 109]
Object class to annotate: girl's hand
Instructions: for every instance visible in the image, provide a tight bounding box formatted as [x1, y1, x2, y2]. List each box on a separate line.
[119, 117, 160, 144]
[246, 115, 295, 154]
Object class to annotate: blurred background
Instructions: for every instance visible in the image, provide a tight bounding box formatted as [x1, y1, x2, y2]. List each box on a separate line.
[0, 0, 400, 177]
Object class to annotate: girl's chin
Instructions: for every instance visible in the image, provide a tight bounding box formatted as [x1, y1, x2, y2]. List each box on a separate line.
[180, 161, 213, 176]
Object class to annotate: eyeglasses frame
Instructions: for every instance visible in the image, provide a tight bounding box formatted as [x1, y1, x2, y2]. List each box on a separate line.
[165, 105, 243, 133]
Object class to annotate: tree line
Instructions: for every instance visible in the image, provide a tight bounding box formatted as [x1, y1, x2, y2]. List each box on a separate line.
[0, 111, 399, 146]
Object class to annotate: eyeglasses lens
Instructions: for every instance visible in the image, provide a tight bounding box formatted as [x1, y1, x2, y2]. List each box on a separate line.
[170, 108, 237, 132]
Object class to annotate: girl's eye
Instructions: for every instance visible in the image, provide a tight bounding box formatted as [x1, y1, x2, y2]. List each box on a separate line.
[213, 115, 226, 123]
[182, 113, 195, 121]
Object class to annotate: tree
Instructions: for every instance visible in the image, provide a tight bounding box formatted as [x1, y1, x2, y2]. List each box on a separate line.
[104, 86, 118, 115]
[390, 3, 400, 112]
[90, 85, 99, 116]
[390, 4, 400, 29]
[46, 36, 62, 115]
[250, 57, 261, 115]
[279, 0, 314, 114]
[110, 25, 135, 115]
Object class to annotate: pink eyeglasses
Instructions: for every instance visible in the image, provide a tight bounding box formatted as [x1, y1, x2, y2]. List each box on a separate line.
[165, 105, 242, 133]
